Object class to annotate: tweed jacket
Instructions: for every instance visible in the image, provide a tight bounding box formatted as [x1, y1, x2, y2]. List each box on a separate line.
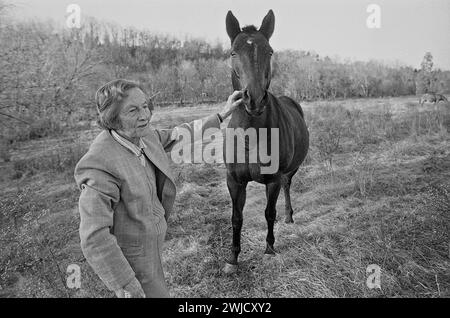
[74, 114, 221, 291]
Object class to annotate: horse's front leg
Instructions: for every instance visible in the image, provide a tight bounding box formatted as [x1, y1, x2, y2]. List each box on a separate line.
[223, 173, 247, 274]
[265, 181, 282, 255]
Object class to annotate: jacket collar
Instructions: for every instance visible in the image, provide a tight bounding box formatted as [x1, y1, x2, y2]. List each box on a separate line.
[110, 129, 176, 186]
[111, 130, 147, 167]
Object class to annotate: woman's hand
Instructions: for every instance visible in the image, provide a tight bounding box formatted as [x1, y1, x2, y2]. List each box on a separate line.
[218, 90, 244, 121]
[115, 277, 146, 298]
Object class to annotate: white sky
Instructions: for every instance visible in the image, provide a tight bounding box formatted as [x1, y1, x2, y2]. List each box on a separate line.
[8, 0, 450, 70]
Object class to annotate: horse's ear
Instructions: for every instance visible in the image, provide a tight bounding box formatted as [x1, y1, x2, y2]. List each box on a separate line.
[259, 9, 275, 40]
[226, 11, 241, 43]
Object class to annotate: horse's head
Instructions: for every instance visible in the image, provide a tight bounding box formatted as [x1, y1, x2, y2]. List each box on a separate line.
[226, 10, 275, 117]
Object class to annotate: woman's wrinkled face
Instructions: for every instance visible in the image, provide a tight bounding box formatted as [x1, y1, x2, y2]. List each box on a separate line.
[117, 87, 152, 141]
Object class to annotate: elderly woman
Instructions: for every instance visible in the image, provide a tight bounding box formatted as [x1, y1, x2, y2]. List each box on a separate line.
[74, 79, 242, 298]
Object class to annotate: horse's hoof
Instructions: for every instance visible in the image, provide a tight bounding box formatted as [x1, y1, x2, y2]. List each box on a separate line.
[285, 216, 294, 224]
[223, 263, 238, 275]
[264, 246, 276, 255]
[263, 253, 276, 260]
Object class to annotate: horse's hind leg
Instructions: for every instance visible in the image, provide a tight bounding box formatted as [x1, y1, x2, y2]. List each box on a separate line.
[283, 169, 299, 224]
[223, 174, 247, 274]
[264, 181, 282, 255]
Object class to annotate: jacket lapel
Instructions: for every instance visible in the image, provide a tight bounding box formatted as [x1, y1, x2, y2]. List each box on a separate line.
[142, 130, 177, 220]
[141, 129, 176, 187]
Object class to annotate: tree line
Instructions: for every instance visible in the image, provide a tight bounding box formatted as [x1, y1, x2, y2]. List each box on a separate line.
[0, 9, 449, 140]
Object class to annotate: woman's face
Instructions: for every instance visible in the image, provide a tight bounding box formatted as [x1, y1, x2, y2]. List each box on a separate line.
[117, 87, 152, 141]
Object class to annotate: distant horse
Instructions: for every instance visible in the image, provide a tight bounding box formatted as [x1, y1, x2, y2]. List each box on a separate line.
[419, 93, 448, 106]
[223, 10, 309, 273]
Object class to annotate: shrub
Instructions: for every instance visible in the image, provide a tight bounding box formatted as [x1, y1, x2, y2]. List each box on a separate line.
[0, 137, 11, 162]
[350, 151, 377, 197]
[0, 187, 70, 297]
[12, 142, 88, 179]
[10, 118, 65, 142]
[406, 107, 450, 138]
[309, 105, 350, 169]
[350, 111, 382, 145]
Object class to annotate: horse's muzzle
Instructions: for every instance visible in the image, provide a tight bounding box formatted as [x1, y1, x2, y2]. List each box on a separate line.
[245, 107, 265, 117]
[244, 90, 268, 117]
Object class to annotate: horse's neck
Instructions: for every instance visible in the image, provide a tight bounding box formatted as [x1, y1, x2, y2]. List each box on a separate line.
[228, 93, 280, 129]
[256, 93, 280, 128]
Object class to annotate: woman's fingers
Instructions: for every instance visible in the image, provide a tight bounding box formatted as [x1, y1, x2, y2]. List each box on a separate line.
[232, 98, 243, 108]
[229, 90, 243, 102]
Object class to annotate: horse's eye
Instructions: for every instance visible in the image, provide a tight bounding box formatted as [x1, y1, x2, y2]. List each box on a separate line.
[231, 52, 237, 57]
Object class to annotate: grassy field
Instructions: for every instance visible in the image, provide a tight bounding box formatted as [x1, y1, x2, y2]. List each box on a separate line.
[0, 95, 449, 298]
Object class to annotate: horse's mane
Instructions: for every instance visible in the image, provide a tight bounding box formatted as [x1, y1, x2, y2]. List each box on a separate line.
[242, 25, 258, 33]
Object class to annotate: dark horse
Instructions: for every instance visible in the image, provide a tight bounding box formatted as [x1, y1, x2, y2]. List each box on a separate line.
[223, 10, 309, 273]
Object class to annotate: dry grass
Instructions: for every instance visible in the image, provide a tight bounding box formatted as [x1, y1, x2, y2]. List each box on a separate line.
[0, 96, 449, 298]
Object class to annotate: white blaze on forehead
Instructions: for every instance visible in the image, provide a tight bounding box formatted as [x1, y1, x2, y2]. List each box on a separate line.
[245, 38, 258, 63]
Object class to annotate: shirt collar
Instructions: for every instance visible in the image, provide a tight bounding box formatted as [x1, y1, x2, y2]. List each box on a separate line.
[111, 130, 147, 166]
